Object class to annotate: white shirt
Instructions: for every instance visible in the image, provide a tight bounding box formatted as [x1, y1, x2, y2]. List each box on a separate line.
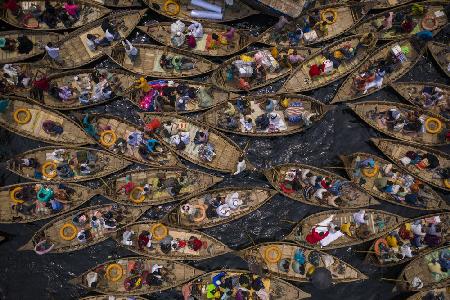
[353, 210, 366, 225]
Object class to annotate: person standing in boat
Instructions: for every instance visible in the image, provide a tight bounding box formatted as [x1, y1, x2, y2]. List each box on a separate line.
[122, 39, 139, 64]
[45, 42, 63, 65]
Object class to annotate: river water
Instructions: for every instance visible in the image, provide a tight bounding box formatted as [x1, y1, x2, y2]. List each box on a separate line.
[0, 6, 449, 300]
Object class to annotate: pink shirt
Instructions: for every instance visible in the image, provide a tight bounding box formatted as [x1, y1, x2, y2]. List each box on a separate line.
[64, 3, 78, 16]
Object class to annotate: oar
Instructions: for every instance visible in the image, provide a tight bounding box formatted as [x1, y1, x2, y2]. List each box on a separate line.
[280, 219, 297, 224]
[380, 278, 409, 283]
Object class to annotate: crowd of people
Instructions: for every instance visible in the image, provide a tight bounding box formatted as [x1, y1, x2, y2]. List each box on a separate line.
[278, 167, 357, 207]
[374, 215, 445, 265]
[169, 19, 237, 52]
[180, 191, 246, 223]
[219, 97, 318, 134]
[10, 148, 109, 180]
[302, 210, 385, 247]
[0, 33, 34, 55]
[136, 79, 215, 112]
[3, 0, 84, 29]
[353, 43, 410, 95]
[226, 46, 305, 90]
[85, 259, 170, 291]
[414, 85, 448, 119]
[121, 226, 207, 255]
[373, 3, 446, 37]
[10, 183, 74, 219]
[182, 271, 276, 300]
[353, 155, 434, 208]
[82, 114, 163, 163]
[115, 171, 191, 200]
[159, 119, 216, 163]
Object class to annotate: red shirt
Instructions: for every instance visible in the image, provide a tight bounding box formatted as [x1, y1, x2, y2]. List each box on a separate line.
[33, 77, 50, 91]
[4, 0, 19, 10]
[305, 228, 328, 244]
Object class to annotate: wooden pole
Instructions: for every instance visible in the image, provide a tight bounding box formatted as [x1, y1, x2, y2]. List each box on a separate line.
[380, 278, 409, 283]
[280, 219, 297, 224]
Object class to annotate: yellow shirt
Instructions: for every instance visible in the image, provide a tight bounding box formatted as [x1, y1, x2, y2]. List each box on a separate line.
[386, 235, 398, 248]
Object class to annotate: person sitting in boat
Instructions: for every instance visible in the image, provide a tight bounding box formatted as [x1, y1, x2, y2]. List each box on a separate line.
[3, 0, 21, 17]
[187, 236, 203, 251]
[171, 31, 185, 48]
[0, 37, 16, 52]
[137, 230, 152, 250]
[63, 0, 79, 20]
[423, 223, 442, 247]
[421, 86, 446, 110]
[188, 22, 204, 39]
[353, 210, 368, 225]
[77, 229, 91, 243]
[377, 12, 394, 31]
[17, 34, 33, 54]
[411, 219, 426, 247]
[121, 229, 134, 246]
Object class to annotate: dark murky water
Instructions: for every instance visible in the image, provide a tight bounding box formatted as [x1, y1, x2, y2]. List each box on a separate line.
[0, 5, 449, 300]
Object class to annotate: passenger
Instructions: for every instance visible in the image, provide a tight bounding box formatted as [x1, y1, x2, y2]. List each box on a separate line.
[45, 42, 63, 65]
[122, 39, 138, 64]
[138, 230, 152, 250]
[122, 230, 134, 246]
[86, 34, 100, 51]
[42, 120, 64, 135]
[353, 210, 368, 225]
[187, 236, 203, 251]
[216, 204, 231, 218]
[0, 37, 16, 52]
[17, 35, 33, 54]
[77, 229, 91, 243]
[188, 22, 203, 38]
[64, 0, 79, 18]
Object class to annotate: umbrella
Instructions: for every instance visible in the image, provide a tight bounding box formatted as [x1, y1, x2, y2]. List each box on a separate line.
[310, 267, 332, 290]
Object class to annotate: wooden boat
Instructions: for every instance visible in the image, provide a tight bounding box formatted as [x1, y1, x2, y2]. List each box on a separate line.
[331, 38, 426, 103]
[0, 96, 94, 146]
[340, 152, 448, 210]
[45, 9, 146, 69]
[140, 113, 243, 173]
[127, 79, 237, 114]
[406, 287, 450, 300]
[397, 246, 450, 292]
[264, 163, 378, 208]
[69, 256, 204, 295]
[259, 3, 367, 47]
[366, 212, 449, 267]
[347, 101, 449, 146]
[104, 167, 222, 206]
[285, 209, 405, 250]
[0, 182, 98, 223]
[138, 23, 253, 57]
[113, 221, 231, 260]
[211, 47, 315, 92]
[108, 44, 217, 78]
[202, 94, 331, 137]
[13, 69, 137, 110]
[354, 2, 448, 40]
[7, 146, 131, 183]
[19, 204, 147, 254]
[93, 0, 142, 8]
[428, 41, 449, 78]
[0, 0, 111, 31]
[0, 30, 60, 64]
[363, 0, 413, 10]
[81, 113, 179, 167]
[165, 187, 277, 229]
[282, 34, 377, 93]
[0, 62, 48, 94]
[391, 81, 449, 120]
[143, 0, 258, 23]
[371, 138, 450, 191]
[183, 269, 311, 299]
[239, 242, 368, 283]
